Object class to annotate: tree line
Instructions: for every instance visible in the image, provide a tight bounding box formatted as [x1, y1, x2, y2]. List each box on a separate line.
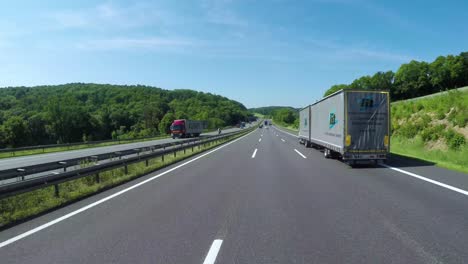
[324, 51, 468, 100]
[249, 106, 299, 129]
[0, 83, 251, 148]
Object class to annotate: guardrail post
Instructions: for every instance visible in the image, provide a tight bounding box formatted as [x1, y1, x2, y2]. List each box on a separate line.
[146, 159, 149, 167]
[162, 154, 165, 162]
[58, 161, 67, 172]
[134, 149, 140, 159]
[17, 168, 26, 181]
[174, 149, 176, 158]
[54, 184, 60, 197]
[95, 173, 100, 183]
[124, 163, 128, 175]
[90, 156, 99, 165]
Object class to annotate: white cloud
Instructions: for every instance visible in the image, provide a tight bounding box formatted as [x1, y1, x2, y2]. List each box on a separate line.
[345, 48, 415, 62]
[77, 37, 196, 51]
[202, 0, 247, 26]
[49, 2, 163, 30]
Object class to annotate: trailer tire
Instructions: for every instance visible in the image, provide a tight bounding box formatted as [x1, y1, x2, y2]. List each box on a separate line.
[324, 149, 330, 159]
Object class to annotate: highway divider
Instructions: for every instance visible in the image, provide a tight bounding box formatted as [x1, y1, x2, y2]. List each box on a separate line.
[0, 127, 255, 228]
[0, 127, 236, 159]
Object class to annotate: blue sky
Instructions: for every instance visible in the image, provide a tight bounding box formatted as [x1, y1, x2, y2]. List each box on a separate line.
[0, 0, 467, 108]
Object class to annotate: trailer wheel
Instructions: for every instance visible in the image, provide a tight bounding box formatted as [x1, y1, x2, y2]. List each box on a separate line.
[324, 149, 330, 159]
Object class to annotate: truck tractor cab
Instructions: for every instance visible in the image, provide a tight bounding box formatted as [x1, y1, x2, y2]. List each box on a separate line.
[170, 120, 186, 138]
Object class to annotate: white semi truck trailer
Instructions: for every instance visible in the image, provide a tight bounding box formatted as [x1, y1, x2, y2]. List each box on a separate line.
[299, 89, 390, 165]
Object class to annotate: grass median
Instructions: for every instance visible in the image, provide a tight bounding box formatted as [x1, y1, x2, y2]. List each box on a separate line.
[0, 131, 250, 228]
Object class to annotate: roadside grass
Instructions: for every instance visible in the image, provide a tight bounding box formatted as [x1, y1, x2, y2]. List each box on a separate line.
[253, 113, 265, 118]
[0, 135, 170, 159]
[391, 136, 468, 174]
[0, 131, 249, 228]
[271, 120, 299, 134]
[391, 89, 467, 173]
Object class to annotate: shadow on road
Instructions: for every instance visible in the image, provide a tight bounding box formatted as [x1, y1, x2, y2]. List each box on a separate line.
[318, 151, 436, 169]
[344, 153, 436, 169]
[386, 153, 436, 168]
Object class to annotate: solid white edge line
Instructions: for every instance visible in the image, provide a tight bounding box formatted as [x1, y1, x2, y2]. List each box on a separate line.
[281, 139, 285, 142]
[294, 149, 307, 159]
[251, 148, 258, 158]
[0, 131, 255, 249]
[203, 239, 223, 264]
[382, 164, 468, 196]
[273, 126, 298, 138]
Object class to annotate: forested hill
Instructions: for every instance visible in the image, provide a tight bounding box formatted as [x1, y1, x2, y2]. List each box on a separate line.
[249, 106, 298, 116]
[0, 83, 250, 147]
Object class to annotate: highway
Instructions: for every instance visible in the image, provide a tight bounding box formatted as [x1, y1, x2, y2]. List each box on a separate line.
[0, 127, 243, 171]
[1, 126, 468, 263]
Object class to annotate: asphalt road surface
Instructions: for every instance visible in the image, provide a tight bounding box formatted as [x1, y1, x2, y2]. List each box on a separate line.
[0, 127, 244, 171]
[1, 126, 467, 263]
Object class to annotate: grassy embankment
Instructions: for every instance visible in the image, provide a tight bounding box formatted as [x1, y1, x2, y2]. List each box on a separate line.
[391, 88, 467, 173]
[268, 88, 468, 173]
[0, 130, 250, 228]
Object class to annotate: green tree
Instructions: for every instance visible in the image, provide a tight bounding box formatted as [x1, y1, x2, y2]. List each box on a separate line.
[28, 113, 49, 145]
[324, 84, 348, 97]
[394, 60, 432, 99]
[370, 71, 394, 91]
[458, 52, 468, 87]
[159, 112, 176, 135]
[430, 55, 465, 91]
[349, 76, 373, 90]
[2, 116, 30, 147]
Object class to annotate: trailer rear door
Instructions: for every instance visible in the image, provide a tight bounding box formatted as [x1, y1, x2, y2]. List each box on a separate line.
[345, 91, 389, 153]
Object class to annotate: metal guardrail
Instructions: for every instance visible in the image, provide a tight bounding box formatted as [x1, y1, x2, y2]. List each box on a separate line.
[0, 137, 201, 182]
[0, 128, 254, 199]
[0, 127, 238, 155]
[0, 136, 168, 155]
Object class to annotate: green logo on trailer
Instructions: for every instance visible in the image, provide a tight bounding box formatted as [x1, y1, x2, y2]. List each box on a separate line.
[329, 112, 337, 129]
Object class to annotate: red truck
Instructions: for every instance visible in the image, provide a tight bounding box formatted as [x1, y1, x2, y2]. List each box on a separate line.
[170, 119, 207, 139]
